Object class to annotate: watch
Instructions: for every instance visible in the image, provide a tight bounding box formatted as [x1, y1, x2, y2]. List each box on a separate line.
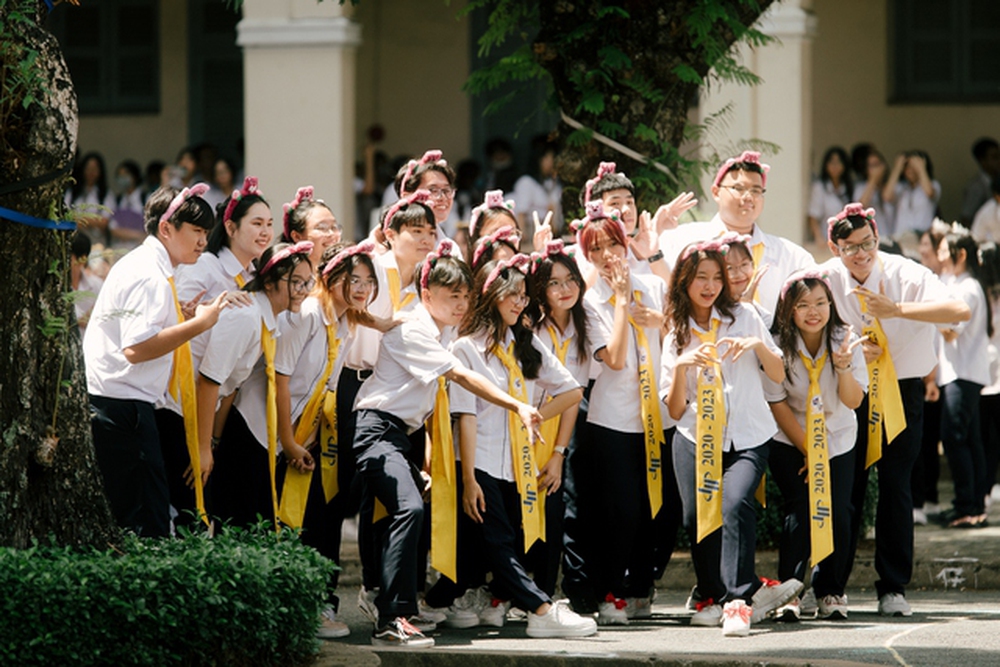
[553, 445, 568, 456]
[646, 250, 664, 264]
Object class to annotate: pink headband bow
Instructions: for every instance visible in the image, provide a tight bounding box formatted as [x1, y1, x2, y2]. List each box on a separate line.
[571, 199, 626, 247]
[712, 151, 771, 188]
[472, 225, 521, 266]
[583, 161, 617, 204]
[398, 150, 447, 196]
[159, 183, 210, 224]
[419, 239, 456, 291]
[716, 230, 752, 248]
[529, 239, 575, 273]
[827, 202, 878, 241]
[322, 241, 376, 278]
[679, 238, 732, 262]
[482, 253, 531, 295]
[282, 186, 315, 239]
[223, 176, 263, 223]
[780, 268, 832, 300]
[260, 240, 313, 276]
[469, 189, 515, 239]
[383, 189, 432, 234]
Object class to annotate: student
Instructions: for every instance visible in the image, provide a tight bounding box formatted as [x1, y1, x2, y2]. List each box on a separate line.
[853, 148, 895, 241]
[765, 270, 867, 620]
[573, 200, 670, 625]
[660, 238, 796, 637]
[883, 150, 940, 240]
[350, 241, 546, 647]
[282, 186, 342, 270]
[70, 231, 103, 333]
[67, 151, 116, 253]
[468, 190, 520, 255]
[392, 149, 461, 243]
[807, 147, 852, 244]
[471, 203, 521, 275]
[821, 202, 971, 617]
[450, 254, 594, 638]
[961, 138, 1000, 226]
[720, 231, 772, 327]
[84, 184, 231, 537]
[206, 242, 315, 529]
[936, 225, 992, 527]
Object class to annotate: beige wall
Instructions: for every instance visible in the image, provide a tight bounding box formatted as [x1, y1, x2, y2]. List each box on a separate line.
[353, 0, 471, 164]
[812, 0, 1000, 221]
[76, 2, 188, 175]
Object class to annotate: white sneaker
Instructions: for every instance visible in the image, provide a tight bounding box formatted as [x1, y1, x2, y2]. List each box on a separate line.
[317, 606, 350, 639]
[479, 597, 511, 628]
[597, 595, 628, 625]
[624, 596, 653, 619]
[924, 502, 942, 517]
[799, 587, 818, 616]
[442, 587, 484, 629]
[913, 508, 928, 525]
[684, 585, 701, 611]
[417, 598, 447, 625]
[816, 594, 848, 620]
[358, 586, 379, 624]
[878, 592, 912, 617]
[527, 600, 599, 638]
[750, 578, 802, 623]
[721, 600, 751, 637]
[690, 603, 723, 627]
[774, 597, 800, 622]
[371, 617, 434, 648]
[991, 485, 1000, 502]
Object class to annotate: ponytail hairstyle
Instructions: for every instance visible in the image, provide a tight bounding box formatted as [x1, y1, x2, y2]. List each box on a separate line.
[395, 149, 455, 197]
[243, 241, 313, 293]
[668, 240, 737, 353]
[527, 240, 589, 361]
[471, 225, 521, 274]
[317, 241, 379, 325]
[942, 223, 993, 338]
[772, 270, 847, 385]
[147, 183, 215, 236]
[415, 239, 472, 297]
[462, 254, 541, 379]
[281, 185, 335, 243]
[469, 189, 517, 244]
[208, 176, 269, 255]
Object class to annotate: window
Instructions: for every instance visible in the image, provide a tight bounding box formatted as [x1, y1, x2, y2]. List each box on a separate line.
[47, 1, 160, 114]
[891, 0, 1000, 103]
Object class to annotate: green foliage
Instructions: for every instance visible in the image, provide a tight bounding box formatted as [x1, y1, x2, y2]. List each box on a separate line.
[0, 525, 337, 667]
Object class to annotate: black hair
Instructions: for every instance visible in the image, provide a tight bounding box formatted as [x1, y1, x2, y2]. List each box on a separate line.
[582, 170, 635, 205]
[471, 233, 519, 275]
[469, 205, 519, 248]
[991, 174, 1000, 197]
[143, 185, 215, 236]
[71, 231, 92, 260]
[526, 252, 589, 361]
[716, 159, 765, 186]
[668, 247, 736, 353]
[462, 259, 542, 380]
[208, 191, 270, 255]
[282, 198, 335, 243]
[527, 134, 557, 181]
[244, 242, 312, 294]
[829, 213, 877, 244]
[904, 149, 934, 180]
[973, 137, 999, 163]
[380, 200, 436, 236]
[414, 255, 473, 297]
[317, 243, 380, 323]
[978, 243, 1000, 299]
[214, 157, 239, 187]
[116, 160, 142, 190]
[819, 146, 853, 196]
[395, 157, 457, 197]
[943, 228, 993, 338]
[70, 151, 109, 203]
[145, 160, 165, 191]
[850, 142, 873, 179]
[772, 277, 849, 385]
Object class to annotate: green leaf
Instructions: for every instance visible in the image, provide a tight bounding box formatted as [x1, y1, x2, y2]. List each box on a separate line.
[672, 63, 703, 84]
[577, 89, 605, 115]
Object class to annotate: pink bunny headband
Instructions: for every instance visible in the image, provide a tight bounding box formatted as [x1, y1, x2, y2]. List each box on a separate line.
[282, 186, 320, 239]
[482, 253, 531, 295]
[382, 189, 432, 234]
[472, 225, 521, 267]
[260, 241, 313, 276]
[222, 176, 263, 223]
[322, 241, 376, 278]
[827, 202, 877, 241]
[419, 239, 456, 291]
[570, 199, 627, 247]
[398, 150, 447, 196]
[160, 183, 209, 224]
[780, 268, 832, 300]
[712, 151, 771, 188]
[529, 239, 575, 273]
[469, 189, 515, 239]
[582, 161, 617, 204]
[679, 237, 733, 262]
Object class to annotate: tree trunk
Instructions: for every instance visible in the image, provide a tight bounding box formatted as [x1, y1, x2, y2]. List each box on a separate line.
[0, 2, 117, 548]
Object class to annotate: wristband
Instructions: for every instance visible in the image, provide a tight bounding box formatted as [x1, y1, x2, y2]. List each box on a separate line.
[646, 250, 664, 264]
[834, 363, 852, 374]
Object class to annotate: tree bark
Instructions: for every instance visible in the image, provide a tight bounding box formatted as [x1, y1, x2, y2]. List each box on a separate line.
[0, 2, 117, 548]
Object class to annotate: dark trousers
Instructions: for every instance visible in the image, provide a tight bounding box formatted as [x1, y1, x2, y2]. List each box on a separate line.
[212, 409, 275, 529]
[650, 426, 682, 583]
[474, 470, 550, 612]
[155, 408, 210, 529]
[673, 432, 769, 604]
[524, 482, 565, 598]
[770, 444, 856, 597]
[353, 409, 425, 624]
[941, 380, 986, 516]
[90, 395, 170, 538]
[981, 393, 1000, 493]
[845, 377, 924, 598]
[561, 382, 597, 611]
[912, 395, 942, 508]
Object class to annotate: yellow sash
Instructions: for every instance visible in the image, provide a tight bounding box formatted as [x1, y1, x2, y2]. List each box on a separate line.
[494, 341, 543, 550]
[235, 274, 246, 289]
[261, 323, 280, 530]
[278, 323, 342, 528]
[692, 318, 724, 542]
[166, 277, 207, 525]
[386, 266, 416, 312]
[537, 325, 570, 530]
[749, 242, 765, 303]
[799, 350, 834, 566]
[857, 292, 906, 467]
[429, 377, 458, 582]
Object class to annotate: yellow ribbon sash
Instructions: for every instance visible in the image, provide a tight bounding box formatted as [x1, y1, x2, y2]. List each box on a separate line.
[692, 318, 724, 542]
[278, 324, 342, 528]
[234, 274, 246, 289]
[167, 277, 207, 525]
[749, 242, 765, 304]
[857, 292, 906, 467]
[800, 350, 834, 566]
[494, 341, 543, 550]
[429, 377, 458, 582]
[261, 323, 280, 530]
[386, 266, 416, 312]
[536, 325, 570, 530]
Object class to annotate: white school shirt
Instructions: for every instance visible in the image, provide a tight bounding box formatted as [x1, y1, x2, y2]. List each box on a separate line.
[659, 215, 816, 315]
[938, 272, 991, 387]
[820, 252, 951, 380]
[199, 291, 278, 401]
[583, 272, 670, 433]
[342, 250, 412, 372]
[511, 174, 563, 240]
[532, 319, 590, 400]
[659, 303, 781, 451]
[84, 236, 178, 403]
[807, 179, 849, 223]
[892, 180, 941, 237]
[852, 181, 896, 238]
[353, 303, 460, 433]
[971, 199, 1000, 244]
[74, 270, 104, 333]
[450, 330, 579, 482]
[983, 293, 1000, 396]
[762, 331, 868, 459]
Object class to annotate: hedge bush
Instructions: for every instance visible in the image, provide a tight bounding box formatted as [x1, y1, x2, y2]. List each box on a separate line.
[0, 524, 337, 667]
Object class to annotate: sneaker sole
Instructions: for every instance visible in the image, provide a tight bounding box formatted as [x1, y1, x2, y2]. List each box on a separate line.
[317, 628, 351, 639]
[597, 617, 629, 626]
[817, 609, 848, 620]
[526, 625, 598, 638]
[722, 627, 750, 637]
[775, 609, 800, 623]
[371, 637, 435, 648]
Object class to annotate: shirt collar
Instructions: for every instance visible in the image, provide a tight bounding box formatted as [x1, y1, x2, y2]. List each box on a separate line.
[218, 246, 248, 278]
[144, 236, 174, 279]
[255, 291, 279, 334]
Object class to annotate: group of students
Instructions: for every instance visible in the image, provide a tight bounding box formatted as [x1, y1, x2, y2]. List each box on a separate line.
[84, 147, 980, 648]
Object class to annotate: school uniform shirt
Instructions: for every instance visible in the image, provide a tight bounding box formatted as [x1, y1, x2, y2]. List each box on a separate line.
[532, 319, 589, 399]
[450, 330, 579, 482]
[584, 272, 670, 433]
[108, 189, 146, 252]
[937, 272, 991, 387]
[659, 215, 816, 315]
[341, 250, 413, 372]
[971, 199, 1000, 244]
[659, 303, 781, 451]
[983, 293, 1000, 396]
[66, 186, 116, 246]
[200, 291, 278, 402]
[511, 174, 563, 240]
[353, 303, 460, 434]
[762, 330, 868, 459]
[820, 252, 952, 380]
[892, 180, 941, 237]
[84, 236, 179, 403]
[807, 179, 850, 225]
[852, 181, 896, 238]
[74, 270, 104, 332]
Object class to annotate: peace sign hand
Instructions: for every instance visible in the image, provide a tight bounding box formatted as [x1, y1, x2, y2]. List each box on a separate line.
[832, 326, 867, 371]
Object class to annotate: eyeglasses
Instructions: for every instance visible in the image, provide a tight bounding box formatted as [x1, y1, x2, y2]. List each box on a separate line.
[722, 184, 766, 199]
[838, 238, 877, 257]
[794, 299, 830, 313]
[506, 293, 529, 306]
[349, 276, 376, 290]
[287, 276, 316, 294]
[427, 187, 455, 200]
[313, 223, 342, 235]
[726, 260, 754, 276]
[546, 277, 579, 292]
